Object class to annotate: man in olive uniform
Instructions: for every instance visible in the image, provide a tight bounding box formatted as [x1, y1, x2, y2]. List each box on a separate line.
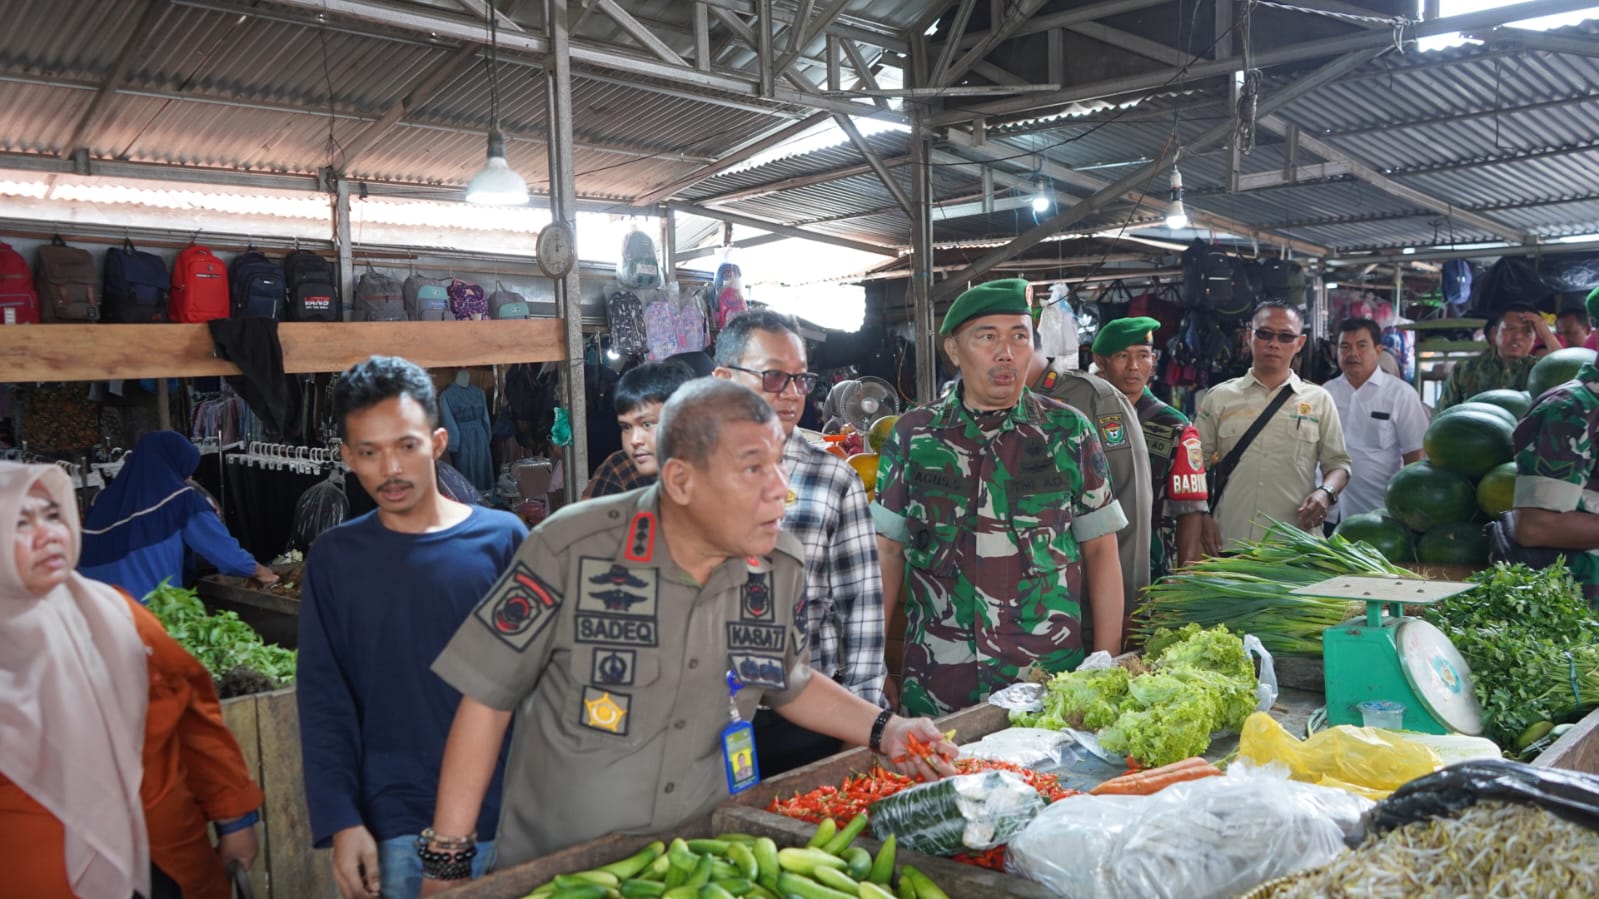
[1091, 317, 1209, 580]
[418, 380, 953, 888]
[1027, 331, 1153, 622]
[874, 279, 1127, 718]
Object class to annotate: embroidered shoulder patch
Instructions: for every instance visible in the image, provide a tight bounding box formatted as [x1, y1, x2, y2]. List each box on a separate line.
[475, 561, 561, 652]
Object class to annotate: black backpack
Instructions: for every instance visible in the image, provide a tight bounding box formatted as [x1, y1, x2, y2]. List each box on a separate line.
[102, 238, 169, 323]
[1181, 240, 1237, 313]
[1220, 258, 1262, 318]
[1260, 257, 1306, 307]
[284, 249, 341, 322]
[228, 250, 286, 320]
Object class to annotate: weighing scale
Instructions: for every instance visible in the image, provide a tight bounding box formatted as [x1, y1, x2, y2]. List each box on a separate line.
[1299, 575, 1485, 735]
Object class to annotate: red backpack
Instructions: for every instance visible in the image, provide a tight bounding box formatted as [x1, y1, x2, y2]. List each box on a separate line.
[169, 245, 230, 323]
[0, 241, 41, 325]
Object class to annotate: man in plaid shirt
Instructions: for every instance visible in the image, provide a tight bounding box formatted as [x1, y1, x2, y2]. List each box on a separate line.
[715, 310, 888, 773]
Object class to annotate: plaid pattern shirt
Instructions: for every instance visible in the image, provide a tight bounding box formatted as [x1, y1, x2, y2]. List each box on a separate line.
[782, 431, 888, 707]
[582, 449, 654, 499]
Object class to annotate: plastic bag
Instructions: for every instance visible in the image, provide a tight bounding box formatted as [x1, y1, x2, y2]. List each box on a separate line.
[1244, 633, 1279, 712]
[958, 728, 1076, 770]
[1037, 284, 1079, 361]
[1236, 711, 1443, 800]
[1360, 759, 1599, 838]
[1006, 765, 1372, 899]
[868, 771, 1044, 856]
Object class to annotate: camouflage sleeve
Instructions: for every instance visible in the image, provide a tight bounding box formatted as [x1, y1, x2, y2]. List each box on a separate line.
[1513, 392, 1592, 512]
[1066, 424, 1128, 542]
[870, 414, 914, 543]
[1436, 365, 1465, 412]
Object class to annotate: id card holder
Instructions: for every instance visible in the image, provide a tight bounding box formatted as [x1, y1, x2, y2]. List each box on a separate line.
[722, 671, 761, 794]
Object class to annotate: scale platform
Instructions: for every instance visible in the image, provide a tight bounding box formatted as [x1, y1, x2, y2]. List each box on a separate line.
[1297, 575, 1484, 736]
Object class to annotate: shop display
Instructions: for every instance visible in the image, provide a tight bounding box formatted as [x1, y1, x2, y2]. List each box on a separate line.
[354, 267, 406, 321]
[0, 239, 42, 324]
[228, 248, 287, 320]
[403, 272, 452, 320]
[102, 237, 170, 323]
[34, 234, 100, 322]
[146, 581, 296, 697]
[285, 248, 341, 321]
[170, 243, 231, 322]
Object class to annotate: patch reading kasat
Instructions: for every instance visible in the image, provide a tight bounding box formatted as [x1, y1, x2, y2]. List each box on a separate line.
[727, 622, 786, 652]
[475, 561, 561, 652]
[729, 652, 788, 690]
[591, 647, 637, 686]
[580, 686, 630, 735]
[624, 511, 657, 562]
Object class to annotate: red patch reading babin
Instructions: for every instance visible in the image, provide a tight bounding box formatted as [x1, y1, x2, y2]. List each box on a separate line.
[624, 512, 657, 562]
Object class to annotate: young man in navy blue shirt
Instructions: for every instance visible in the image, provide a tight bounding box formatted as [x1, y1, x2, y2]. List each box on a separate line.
[297, 356, 527, 899]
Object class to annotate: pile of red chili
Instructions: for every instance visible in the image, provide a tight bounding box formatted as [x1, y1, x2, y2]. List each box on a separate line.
[767, 757, 1078, 870]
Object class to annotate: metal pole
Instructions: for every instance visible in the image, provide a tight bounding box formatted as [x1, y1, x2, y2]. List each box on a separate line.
[659, 205, 677, 287]
[910, 109, 936, 403]
[546, 0, 588, 500]
[334, 175, 354, 321]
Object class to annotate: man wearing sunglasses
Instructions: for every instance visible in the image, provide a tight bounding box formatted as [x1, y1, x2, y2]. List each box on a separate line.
[874, 279, 1126, 717]
[1195, 301, 1352, 552]
[713, 309, 887, 774]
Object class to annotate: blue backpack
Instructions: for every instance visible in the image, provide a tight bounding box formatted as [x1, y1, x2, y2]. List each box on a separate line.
[228, 250, 286, 320]
[102, 238, 169, 323]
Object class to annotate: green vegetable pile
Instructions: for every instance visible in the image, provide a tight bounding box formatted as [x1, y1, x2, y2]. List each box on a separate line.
[1421, 560, 1599, 749]
[146, 580, 296, 693]
[1010, 624, 1258, 766]
[1136, 521, 1409, 656]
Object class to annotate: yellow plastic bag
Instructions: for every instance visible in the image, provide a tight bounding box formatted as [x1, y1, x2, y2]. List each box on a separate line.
[1236, 712, 1444, 800]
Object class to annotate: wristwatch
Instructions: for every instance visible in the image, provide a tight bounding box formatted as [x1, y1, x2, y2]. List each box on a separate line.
[1316, 485, 1339, 506]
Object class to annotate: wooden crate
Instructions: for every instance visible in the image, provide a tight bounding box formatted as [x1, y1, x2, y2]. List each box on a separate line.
[1532, 704, 1599, 774]
[199, 570, 301, 648]
[435, 816, 710, 899]
[220, 688, 336, 899]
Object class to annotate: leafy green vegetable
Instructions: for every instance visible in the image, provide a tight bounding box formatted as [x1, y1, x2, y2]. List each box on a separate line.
[145, 580, 297, 689]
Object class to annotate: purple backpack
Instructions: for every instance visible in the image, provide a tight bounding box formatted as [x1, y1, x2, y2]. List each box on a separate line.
[448, 279, 488, 320]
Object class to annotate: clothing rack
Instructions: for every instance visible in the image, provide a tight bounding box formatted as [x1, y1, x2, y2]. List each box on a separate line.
[226, 441, 345, 476]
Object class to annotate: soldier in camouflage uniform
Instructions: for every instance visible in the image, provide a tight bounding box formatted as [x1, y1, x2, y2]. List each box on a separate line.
[1436, 303, 1560, 411]
[1091, 317, 1209, 581]
[1509, 289, 1599, 606]
[873, 280, 1128, 717]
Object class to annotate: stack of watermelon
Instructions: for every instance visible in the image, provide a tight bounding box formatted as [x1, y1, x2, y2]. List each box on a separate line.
[1334, 348, 1597, 566]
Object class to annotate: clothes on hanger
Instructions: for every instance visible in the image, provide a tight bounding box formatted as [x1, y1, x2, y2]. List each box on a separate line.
[439, 380, 495, 494]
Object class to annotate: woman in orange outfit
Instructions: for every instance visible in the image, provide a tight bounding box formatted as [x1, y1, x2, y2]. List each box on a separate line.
[0, 462, 263, 898]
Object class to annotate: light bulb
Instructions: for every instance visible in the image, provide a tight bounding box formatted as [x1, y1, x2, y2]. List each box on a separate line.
[465, 130, 529, 206]
[1165, 166, 1189, 230]
[1031, 193, 1050, 213]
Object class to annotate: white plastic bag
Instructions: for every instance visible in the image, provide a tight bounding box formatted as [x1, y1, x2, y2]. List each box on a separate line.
[1037, 284, 1079, 362]
[1006, 765, 1372, 899]
[958, 728, 1076, 769]
[1244, 633, 1279, 712]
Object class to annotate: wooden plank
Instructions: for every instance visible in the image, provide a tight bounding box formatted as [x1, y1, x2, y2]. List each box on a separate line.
[220, 694, 270, 899]
[254, 687, 338, 899]
[199, 575, 303, 618]
[0, 319, 568, 383]
[1534, 704, 1599, 774]
[436, 815, 715, 898]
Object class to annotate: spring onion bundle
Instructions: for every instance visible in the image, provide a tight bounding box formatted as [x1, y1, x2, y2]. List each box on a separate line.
[1135, 522, 1413, 656]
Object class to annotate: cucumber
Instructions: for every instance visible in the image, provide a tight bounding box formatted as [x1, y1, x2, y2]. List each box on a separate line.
[859, 884, 897, 899]
[698, 885, 736, 899]
[822, 814, 869, 855]
[555, 872, 620, 888]
[664, 887, 701, 899]
[867, 834, 895, 885]
[901, 866, 950, 899]
[841, 847, 872, 882]
[776, 872, 856, 899]
[687, 854, 714, 889]
[549, 886, 610, 899]
[811, 865, 860, 893]
[620, 881, 668, 898]
[726, 842, 759, 880]
[717, 833, 758, 843]
[776, 848, 847, 877]
[687, 839, 733, 856]
[753, 837, 780, 892]
[806, 818, 837, 849]
[1517, 720, 1555, 751]
[710, 877, 753, 896]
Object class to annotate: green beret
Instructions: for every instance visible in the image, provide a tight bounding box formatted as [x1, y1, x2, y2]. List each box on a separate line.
[1092, 316, 1162, 356]
[1587, 285, 1599, 324]
[940, 278, 1031, 335]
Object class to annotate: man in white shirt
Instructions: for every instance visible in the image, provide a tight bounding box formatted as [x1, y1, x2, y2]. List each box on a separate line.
[1324, 318, 1430, 522]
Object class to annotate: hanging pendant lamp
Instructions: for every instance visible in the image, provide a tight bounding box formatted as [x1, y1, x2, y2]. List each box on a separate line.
[466, 12, 528, 205]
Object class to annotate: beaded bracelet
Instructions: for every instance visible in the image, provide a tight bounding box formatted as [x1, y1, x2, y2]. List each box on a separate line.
[417, 842, 476, 882]
[420, 827, 477, 851]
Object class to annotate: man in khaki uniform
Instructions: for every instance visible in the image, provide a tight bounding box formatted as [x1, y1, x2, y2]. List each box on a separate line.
[1027, 347, 1152, 637]
[417, 380, 953, 891]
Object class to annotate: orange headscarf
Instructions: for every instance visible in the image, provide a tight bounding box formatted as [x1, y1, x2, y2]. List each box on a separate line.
[0, 463, 150, 899]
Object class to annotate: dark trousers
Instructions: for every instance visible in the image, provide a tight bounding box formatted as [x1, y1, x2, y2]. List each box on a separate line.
[137, 865, 183, 899]
[754, 708, 844, 777]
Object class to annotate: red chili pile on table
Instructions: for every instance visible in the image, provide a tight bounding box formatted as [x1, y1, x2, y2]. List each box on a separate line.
[767, 758, 1079, 871]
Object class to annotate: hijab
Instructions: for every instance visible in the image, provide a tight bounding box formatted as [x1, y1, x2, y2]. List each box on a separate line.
[0, 463, 151, 899]
[80, 430, 212, 568]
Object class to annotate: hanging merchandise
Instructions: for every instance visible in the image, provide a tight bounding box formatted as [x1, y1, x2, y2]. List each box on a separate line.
[102, 237, 170, 323]
[447, 277, 488, 321]
[16, 382, 101, 453]
[0, 240, 41, 324]
[170, 244, 231, 323]
[488, 281, 530, 319]
[291, 467, 349, 551]
[1037, 283, 1079, 362]
[354, 266, 406, 321]
[284, 249, 342, 322]
[438, 372, 496, 493]
[229, 248, 286, 321]
[616, 225, 662, 289]
[672, 282, 709, 352]
[606, 282, 649, 357]
[403, 272, 451, 321]
[711, 257, 747, 329]
[34, 235, 101, 322]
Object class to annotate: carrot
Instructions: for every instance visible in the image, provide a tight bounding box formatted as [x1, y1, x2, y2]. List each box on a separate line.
[1089, 757, 1223, 795]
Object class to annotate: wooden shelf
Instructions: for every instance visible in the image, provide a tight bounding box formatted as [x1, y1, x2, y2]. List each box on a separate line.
[0, 319, 568, 382]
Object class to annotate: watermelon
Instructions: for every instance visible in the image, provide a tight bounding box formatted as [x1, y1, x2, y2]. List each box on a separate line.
[1466, 388, 1533, 419]
[1476, 462, 1517, 517]
[1435, 401, 1518, 431]
[1526, 347, 1598, 399]
[1423, 408, 1515, 478]
[1416, 521, 1490, 566]
[1333, 512, 1416, 563]
[1386, 462, 1478, 532]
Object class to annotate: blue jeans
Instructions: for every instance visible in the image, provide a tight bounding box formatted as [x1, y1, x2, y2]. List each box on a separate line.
[377, 835, 496, 899]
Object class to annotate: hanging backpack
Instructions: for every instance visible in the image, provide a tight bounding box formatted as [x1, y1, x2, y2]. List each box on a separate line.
[1442, 259, 1473, 306]
[616, 228, 662, 289]
[228, 249, 286, 320]
[169, 244, 230, 323]
[1221, 258, 1262, 318]
[0, 241, 40, 325]
[403, 273, 451, 321]
[102, 238, 169, 323]
[355, 267, 406, 321]
[643, 291, 683, 360]
[1259, 257, 1306, 307]
[34, 236, 100, 322]
[712, 261, 746, 329]
[447, 278, 488, 320]
[606, 284, 648, 356]
[671, 284, 708, 353]
[284, 249, 340, 322]
[488, 281, 530, 319]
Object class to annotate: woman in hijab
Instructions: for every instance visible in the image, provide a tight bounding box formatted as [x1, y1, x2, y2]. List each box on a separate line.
[79, 431, 277, 601]
[1, 462, 264, 898]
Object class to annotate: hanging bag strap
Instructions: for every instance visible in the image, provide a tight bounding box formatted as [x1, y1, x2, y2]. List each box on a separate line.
[1209, 383, 1295, 506]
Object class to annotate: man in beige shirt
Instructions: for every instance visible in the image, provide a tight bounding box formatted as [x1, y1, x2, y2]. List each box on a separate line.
[1195, 302, 1353, 551]
[416, 379, 953, 892]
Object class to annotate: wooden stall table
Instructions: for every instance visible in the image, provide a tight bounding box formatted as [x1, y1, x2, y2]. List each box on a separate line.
[197, 563, 301, 648]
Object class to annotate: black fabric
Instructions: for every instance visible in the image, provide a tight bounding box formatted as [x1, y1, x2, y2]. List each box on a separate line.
[207, 318, 300, 438]
[1208, 384, 1296, 507]
[753, 707, 844, 776]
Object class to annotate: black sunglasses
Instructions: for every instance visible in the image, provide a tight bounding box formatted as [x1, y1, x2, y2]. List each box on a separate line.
[1253, 328, 1303, 344]
[725, 365, 820, 393]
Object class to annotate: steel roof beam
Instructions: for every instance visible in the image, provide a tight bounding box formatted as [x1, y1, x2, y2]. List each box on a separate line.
[336, 44, 481, 170]
[932, 0, 1599, 126]
[936, 0, 1050, 86]
[774, 0, 852, 78]
[942, 0, 1168, 52]
[700, 0, 909, 52]
[590, 0, 690, 68]
[1469, 25, 1599, 57]
[1322, 91, 1599, 137]
[694, 157, 905, 204]
[675, 232, 788, 261]
[668, 200, 899, 255]
[930, 0, 979, 87]
[1065, 22, 1190, 67]
[1257, 115, 1532, 243]
[634, 111, 831, 204]
[930, 46, 1380, 298]
[834, 114, 913, 214]
[1381, 141, 1599, 177]
[59, 0, 167, 160]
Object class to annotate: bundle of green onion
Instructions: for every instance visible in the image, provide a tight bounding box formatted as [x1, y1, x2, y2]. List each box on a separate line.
[1134, 521, 1414, 656]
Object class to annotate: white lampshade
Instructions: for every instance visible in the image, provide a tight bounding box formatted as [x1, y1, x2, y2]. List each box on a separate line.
[1164, 166, 1189, 230]
[465, 130, 528, 206]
